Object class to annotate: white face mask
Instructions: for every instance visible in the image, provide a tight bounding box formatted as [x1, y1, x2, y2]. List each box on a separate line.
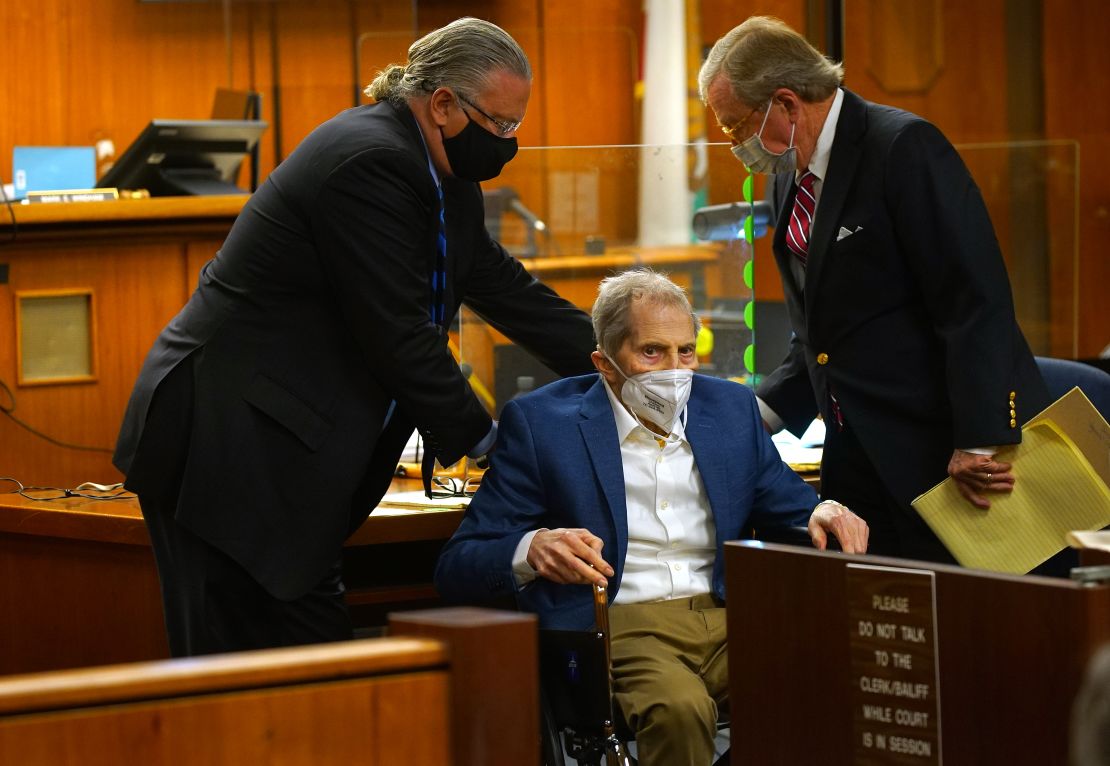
[606, 356, 693, 434]
[731, 98, 797, 175]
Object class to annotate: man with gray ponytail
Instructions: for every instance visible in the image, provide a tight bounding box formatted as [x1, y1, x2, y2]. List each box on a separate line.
[114, 17, 595, 656]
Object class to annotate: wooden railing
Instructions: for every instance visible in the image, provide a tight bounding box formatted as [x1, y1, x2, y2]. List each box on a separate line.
[0, 607, 537, 766]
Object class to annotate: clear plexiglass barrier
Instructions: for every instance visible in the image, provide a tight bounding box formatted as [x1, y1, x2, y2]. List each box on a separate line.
[455, 140, 1078, 419]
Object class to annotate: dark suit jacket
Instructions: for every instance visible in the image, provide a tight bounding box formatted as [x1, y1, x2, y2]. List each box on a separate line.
[114, 100, 595, 600]
[434, 374, 817, 630]
[757, 89, 1048, 512]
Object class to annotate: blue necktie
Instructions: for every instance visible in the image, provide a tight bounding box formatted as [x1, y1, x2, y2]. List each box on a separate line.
[431, 183, 447, 326]
[423, 183, 447, 496]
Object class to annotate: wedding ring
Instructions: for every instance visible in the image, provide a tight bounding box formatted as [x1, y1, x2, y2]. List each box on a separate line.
[986, 472, 992, 484]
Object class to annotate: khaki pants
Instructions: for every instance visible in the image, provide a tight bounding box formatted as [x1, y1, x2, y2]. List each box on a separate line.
[609, 593, 727, 766]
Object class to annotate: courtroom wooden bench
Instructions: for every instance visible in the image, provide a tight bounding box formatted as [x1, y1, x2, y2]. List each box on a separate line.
[0, 607, 536, 766]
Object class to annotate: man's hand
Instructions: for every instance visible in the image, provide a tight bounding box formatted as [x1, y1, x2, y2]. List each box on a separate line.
[948, 449, 1013, 510]
[808, 501, 869, 554]
[527, 528, 614, 587]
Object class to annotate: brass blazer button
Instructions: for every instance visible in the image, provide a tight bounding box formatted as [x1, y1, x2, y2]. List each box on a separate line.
[1010, 418, 1017, 428]
[1010, 408, 1017, 418]
[817, 353, 829, 365]
[1010, 391, 1017, 399]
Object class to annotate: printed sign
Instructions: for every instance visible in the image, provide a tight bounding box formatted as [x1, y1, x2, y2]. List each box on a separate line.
[848, 564, 941, 764]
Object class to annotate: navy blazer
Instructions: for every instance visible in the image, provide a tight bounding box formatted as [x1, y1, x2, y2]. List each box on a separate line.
[114, 100, 595, 599]
[435, 374, 817, 630]
[757, 89, 1049, 511]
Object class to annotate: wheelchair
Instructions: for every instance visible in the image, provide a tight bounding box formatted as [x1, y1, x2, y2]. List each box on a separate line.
[537, 526, 820, 766]
[538, 582, 729, 766]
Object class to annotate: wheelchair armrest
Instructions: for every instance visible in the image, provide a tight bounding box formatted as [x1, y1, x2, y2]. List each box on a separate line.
[750, 524, 842, 552]
[750, 524, 812, 546]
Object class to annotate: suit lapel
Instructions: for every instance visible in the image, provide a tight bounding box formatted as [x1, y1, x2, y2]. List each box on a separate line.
[578, 380, 629, 553]
[804, 90, 868, 319]
[685, 383, 729, 518]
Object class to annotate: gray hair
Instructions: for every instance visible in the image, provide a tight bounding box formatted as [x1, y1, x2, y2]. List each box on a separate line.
[365, 17, 531, 106]
[592, 269, 701, 359]
[698, 16, 844, 107]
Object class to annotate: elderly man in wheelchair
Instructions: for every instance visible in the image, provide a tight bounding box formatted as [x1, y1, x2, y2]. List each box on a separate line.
[435, 269, 868, 766]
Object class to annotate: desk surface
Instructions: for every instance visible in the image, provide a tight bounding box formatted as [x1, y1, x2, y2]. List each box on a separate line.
[0, 479, 464, 548]
[1, 195, 246, 228]
[519, 244, 721, 275]
[0, 195, 247, 246]
[0, 468, 817, 549]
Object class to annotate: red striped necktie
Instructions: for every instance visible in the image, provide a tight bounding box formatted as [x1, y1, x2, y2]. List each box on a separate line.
[785, 170, 817, 263]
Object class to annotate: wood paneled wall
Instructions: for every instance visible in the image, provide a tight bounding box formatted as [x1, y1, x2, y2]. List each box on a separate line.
[841, 0, 1109, 357]
[1043, 0, 1110, 359]
[1, 1, 1107, 489]
[2, 1, 263, 181]
[0, 0, 656, 180]
[844, 0, 1031, 351]
[0, 215, 228, 486]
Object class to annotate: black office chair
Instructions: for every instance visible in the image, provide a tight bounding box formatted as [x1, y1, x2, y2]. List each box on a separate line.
[1031, 357, 1110, 578]
[1035, 356, 1110, 421]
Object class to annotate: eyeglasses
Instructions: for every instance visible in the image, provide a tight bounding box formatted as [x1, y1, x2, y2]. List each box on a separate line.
[718, 105, 761, 142]
[428, 476, 481, 499]
[0, 476, 135, 502]
[455, 92, 522, 137]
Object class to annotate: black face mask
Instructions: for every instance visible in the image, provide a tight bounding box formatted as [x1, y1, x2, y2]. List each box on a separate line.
[441, 115, 518, 182]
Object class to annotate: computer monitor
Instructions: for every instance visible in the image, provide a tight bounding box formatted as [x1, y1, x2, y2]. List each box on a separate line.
[97, 119, 268, 197]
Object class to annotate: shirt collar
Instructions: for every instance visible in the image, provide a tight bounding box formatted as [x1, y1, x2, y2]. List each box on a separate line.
[600, 375, 687, 443]
[412, 113, 441, 189]
[799, 87, 844, 184]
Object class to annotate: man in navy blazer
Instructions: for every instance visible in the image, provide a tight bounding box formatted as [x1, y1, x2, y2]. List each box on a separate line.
[436, 269, 868, 766]
[114, 19, 595, 658]
[700, 17, 1050, 563]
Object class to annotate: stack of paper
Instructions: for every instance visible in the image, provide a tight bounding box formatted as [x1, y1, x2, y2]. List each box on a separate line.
[912, 387, 1110, 574]
[772, 417, 825, 471]
[1066, 530, 1110, 553]
[376, 490, 470, 511]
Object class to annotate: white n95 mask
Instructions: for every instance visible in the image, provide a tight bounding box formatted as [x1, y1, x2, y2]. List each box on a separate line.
[607, 356, 693, 433]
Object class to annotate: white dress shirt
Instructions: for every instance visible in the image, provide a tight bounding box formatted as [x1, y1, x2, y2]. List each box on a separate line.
[512, 378, 716, 603]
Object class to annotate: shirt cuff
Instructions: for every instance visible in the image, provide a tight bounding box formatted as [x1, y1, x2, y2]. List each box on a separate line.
[757, 397, 785, 434]
[958, 446, 998, 456]
[467, 421, 498, 458]
[512, 529, 541, 588]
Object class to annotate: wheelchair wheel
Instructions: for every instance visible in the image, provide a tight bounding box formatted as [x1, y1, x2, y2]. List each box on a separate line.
[540, 692, 567, 766]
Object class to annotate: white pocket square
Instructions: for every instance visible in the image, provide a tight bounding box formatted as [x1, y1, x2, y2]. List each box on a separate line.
[836, 225, 863, 241]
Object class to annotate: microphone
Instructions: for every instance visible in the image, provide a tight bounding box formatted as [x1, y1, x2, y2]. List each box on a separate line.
[508, 197, 546, 232]
[692, 200, 774, 241]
